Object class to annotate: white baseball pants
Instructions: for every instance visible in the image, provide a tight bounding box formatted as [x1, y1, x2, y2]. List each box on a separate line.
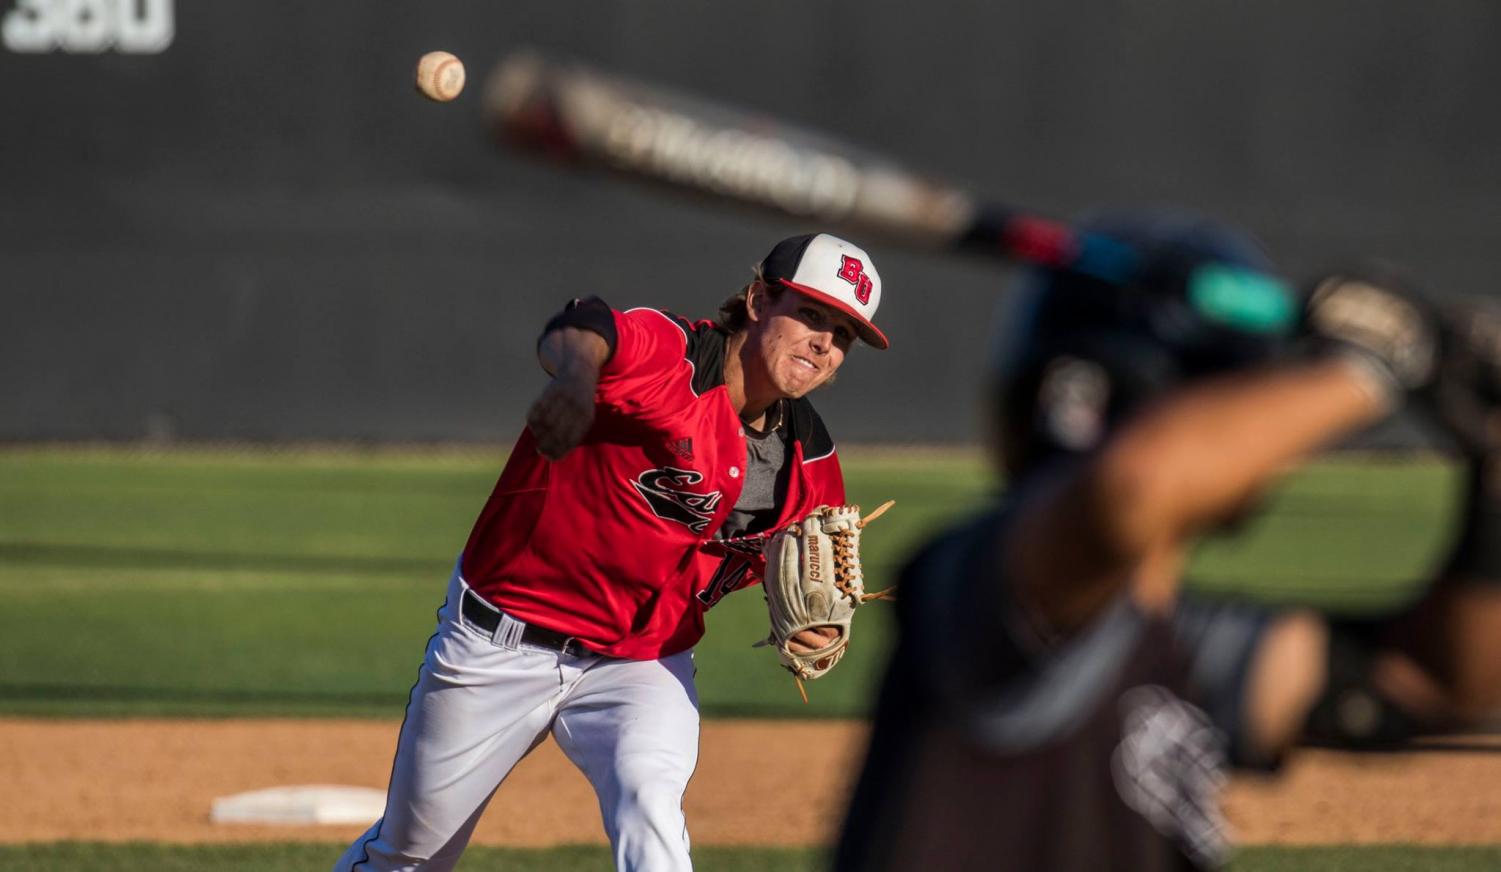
[332, 566, 701, 872]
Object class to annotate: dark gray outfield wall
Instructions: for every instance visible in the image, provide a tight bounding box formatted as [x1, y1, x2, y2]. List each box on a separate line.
[3, 1, 1499, 443]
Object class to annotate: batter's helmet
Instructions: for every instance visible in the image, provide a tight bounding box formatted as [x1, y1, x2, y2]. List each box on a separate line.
[992, 209, 1297, 476]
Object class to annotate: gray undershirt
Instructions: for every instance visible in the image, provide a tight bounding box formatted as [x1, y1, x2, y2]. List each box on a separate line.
[718, 404, 792, 540]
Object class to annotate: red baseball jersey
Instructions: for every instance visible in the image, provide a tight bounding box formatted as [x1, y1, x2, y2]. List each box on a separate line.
[461, 306, 848, 660]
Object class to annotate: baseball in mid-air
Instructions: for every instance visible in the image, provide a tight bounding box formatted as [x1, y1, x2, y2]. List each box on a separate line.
[415, 51, 466, 102]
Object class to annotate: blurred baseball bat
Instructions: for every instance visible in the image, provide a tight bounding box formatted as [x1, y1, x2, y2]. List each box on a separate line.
[482, 50, 1142, 283]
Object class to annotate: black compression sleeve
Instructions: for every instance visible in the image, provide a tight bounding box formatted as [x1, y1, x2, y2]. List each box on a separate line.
[538, 296, 618, 361]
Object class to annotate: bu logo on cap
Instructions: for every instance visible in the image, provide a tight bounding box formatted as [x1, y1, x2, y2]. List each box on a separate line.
[837, 255, 874, 306]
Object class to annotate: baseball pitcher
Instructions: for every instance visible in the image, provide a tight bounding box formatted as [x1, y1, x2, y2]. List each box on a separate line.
[332, 233, 889, 872]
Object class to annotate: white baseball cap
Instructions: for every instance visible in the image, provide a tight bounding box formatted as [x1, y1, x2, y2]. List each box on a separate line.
[760, 233, 888, 349]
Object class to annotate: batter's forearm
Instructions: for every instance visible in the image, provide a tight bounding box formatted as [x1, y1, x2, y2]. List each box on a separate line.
[1009, 358, 1390, 632]
[1088, 357, 1389, 559]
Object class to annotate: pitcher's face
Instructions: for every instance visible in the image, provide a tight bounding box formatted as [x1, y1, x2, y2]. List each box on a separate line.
[745, 287, 856, 399]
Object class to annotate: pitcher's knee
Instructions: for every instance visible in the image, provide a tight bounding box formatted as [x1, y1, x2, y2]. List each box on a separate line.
[606, 762, 689, 831]
[616, 775, 688, 819]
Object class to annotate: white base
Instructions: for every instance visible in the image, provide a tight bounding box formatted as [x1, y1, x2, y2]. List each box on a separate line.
[210, 784, 387, 825]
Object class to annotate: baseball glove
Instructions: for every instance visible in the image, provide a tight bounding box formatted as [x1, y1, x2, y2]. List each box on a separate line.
[758, 501, 895, 701]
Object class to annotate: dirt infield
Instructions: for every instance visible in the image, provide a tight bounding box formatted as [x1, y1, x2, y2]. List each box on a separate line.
[3, 718, 1499, 847]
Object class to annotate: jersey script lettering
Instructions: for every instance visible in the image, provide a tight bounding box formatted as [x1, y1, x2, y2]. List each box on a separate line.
[631, 466, 724, 533]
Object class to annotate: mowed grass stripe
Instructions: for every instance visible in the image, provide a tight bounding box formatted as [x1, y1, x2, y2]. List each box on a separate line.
[0, 447, 1458, 718]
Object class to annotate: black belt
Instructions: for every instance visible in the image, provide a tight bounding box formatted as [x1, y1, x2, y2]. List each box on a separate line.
[461, 589, 589, 657]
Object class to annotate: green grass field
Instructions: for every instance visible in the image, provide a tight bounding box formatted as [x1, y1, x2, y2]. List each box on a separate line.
[0, 446, 1460, 719]
[0, 446, 1002, 718]
[0, 446, 1486, 870]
